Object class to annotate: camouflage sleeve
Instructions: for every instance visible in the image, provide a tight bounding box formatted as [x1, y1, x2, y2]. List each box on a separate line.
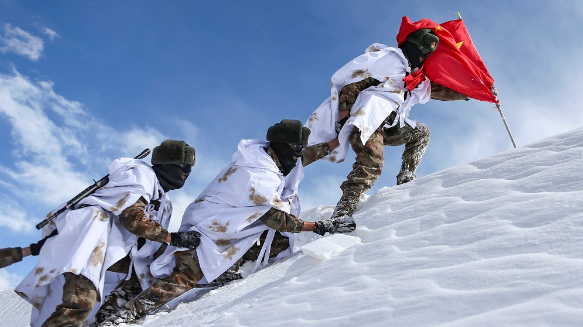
[258, 207, 304, 233]
[119, 197, 169, 243]
[302, 142, 331, 167]
[0, 247, 23, 269]
[339, 77, 382, 112]
[430, 82, 470, 101]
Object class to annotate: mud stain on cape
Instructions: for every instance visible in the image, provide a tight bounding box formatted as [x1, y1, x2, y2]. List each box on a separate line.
[216, 239, 232, 247]
[223, 246, 240, 260]
[91, 241, 106, 266]
[218, 166, 237, 183]
[208, 221, 230, 233]
[249, 187, 268, 205]
[110, 193, 131, 212]
[247, 212, 262, 223]
[351, 69, 372, 79]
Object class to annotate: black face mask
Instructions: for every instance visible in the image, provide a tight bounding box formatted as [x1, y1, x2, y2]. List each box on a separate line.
[152, 164, 191, 192]
[400, 41, 430, 69]
[270, 142, 302, 176]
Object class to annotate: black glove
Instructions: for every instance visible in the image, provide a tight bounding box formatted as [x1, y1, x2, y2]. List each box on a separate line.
[30, 229, 59, 256]
[313, 220, 337, 236]
[170, 231, 201, 250]
[215, 269, 243, 286]
[335, 116, 349, 134]
[334, 217, 356, 233]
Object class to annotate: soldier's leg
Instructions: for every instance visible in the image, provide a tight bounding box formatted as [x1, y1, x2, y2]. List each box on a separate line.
[104, 250, 204, 325]
[215, 231, 291, 286]
[43, 272, 98, 327]
[94, 243, 168, 325]
[383, 122, 430, 185]
[333, 128, 385, 219]
[0, 247, 23, 269]
[93, 271, 142, 325]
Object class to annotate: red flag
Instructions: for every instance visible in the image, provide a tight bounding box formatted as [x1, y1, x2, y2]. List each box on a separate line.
[440, 19, 494, 82]
[397, 16, 497, 103]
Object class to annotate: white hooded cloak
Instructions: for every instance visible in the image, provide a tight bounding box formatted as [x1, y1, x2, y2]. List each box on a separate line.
[152, 140, 302, 283]
[305, 43, 431, 163]
[15, 158, 172, 327]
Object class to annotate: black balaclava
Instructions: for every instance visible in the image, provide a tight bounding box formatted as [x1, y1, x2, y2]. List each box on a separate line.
[152, 164, 191, 192]
[270, 142, 302, 176]
[400, 40, 428, 69]
[151, 139, 195, 192]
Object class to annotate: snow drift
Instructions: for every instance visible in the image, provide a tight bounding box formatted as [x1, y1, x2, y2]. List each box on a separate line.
[1, 127, 582, 326]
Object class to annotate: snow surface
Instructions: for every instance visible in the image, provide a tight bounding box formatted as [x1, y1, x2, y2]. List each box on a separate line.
[1, 127, 582, 326]
[301, 234, 361, 261]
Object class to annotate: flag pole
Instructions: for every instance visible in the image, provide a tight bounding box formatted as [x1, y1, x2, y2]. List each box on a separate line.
[455, 12, 517, 148]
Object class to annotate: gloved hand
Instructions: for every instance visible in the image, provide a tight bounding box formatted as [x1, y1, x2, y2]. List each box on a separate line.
[170, 231, 201, 249]
[334, 216, 356, 233]
[215, 269, 243, 286]
[313, 220, 337, 236]
[335, 116, 349, 134]
[29, 229, 59, 256]
[491, 84, 498, 97]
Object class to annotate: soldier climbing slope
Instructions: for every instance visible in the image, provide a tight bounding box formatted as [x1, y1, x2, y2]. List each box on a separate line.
[10, 139, 199, 327]
[305, 17, 469, 231]
[100, 120, 342, 326]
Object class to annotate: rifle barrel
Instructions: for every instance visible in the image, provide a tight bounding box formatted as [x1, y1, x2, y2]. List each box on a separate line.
[35, 148, 151, 230]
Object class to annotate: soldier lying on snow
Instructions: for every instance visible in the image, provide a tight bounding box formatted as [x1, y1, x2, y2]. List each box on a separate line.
[1, 139, 199, 327]
[99, 120, 346, 326]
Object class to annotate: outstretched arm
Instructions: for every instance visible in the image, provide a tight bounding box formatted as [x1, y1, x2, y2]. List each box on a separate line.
[119, 197, 169, 243]
[119, 198, 200, 248]
[302, 142, 332, 167]
[430, 82, 470, 101]
[258, 208, 338, 235]
[259, 207, 320, 233]
[338, 77, 382, 113]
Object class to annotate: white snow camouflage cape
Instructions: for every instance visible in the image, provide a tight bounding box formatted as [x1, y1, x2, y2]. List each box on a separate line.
[305, 43, 431, 163]
[152, 139, 302, 283]
[15, 158, 172, 327]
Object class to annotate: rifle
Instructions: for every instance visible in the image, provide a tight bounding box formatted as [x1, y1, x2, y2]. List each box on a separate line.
[35, 148, 151, 230]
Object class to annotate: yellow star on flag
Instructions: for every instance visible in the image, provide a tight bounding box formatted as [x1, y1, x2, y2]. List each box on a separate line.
[457, 41, 464, 48]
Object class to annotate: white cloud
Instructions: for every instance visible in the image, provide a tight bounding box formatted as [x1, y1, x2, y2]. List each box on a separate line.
[0, 269, 22, 290]
[0, 23, 44, 61]
[0, 67, 176, 233]
[0, 68, 93, 206]
[0, 66, 236, 234]
[101, 126, 167, 162]
[0, 197, 36, 233]
[42, 27, 60, 41]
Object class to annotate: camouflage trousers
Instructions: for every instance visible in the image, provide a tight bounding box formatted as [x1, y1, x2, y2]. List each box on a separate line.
[117, 231, 291, 321]
[93, 242, 167, 325]
[93, 270, 143, 325]
[43, 272, 98, 327]
[0, 248, 97, 326]
[123, 249, 205, 319]
[333, 121, 430, 218]
[0, 247, 22, 269]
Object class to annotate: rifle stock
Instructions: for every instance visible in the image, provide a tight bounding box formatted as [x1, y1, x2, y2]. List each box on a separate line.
[35, 148, 151, 230]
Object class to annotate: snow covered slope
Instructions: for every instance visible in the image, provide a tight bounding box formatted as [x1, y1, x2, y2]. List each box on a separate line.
[2, 127, 582, 326]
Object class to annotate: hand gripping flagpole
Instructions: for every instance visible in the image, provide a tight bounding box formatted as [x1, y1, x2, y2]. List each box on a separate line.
[455, 12, 517, 148]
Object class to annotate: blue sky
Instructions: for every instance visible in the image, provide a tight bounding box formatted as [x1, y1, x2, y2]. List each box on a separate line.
[1, 0, 582, 287]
